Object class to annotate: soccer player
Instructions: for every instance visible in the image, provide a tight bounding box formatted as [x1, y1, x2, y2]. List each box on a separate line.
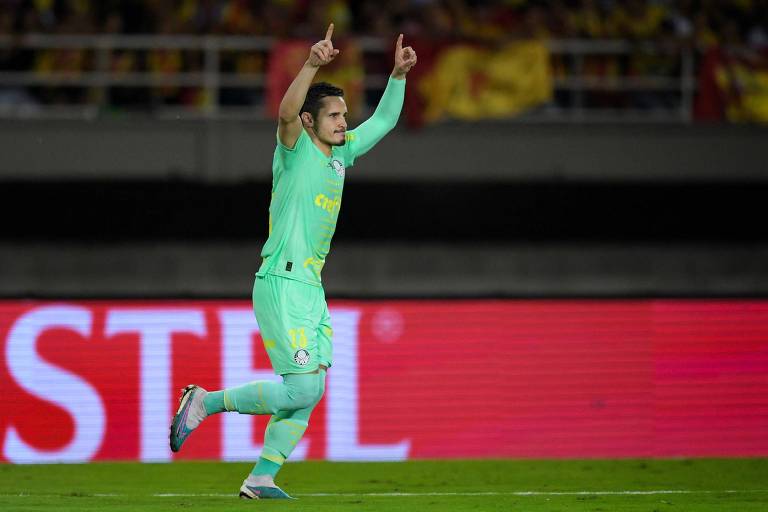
[168, 24, 417, 500]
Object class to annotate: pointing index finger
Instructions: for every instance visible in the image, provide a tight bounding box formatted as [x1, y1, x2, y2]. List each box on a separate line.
[396, 33, 403, 52]
[325, 23, 334, 41]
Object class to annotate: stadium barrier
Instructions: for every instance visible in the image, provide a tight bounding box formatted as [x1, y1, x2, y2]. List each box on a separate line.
[1, 299, 766, 463]
[0, 35, 695, 122]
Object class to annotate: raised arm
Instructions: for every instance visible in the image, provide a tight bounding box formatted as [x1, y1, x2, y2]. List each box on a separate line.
[348, 34, 417, 159]
[277, 23, 339, 149]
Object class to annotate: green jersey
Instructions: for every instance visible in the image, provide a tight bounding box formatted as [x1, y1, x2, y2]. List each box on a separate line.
[257, 76, 407, 286]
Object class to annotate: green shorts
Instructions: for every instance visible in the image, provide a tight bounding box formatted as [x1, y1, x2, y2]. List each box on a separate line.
[252, 273, 333, 375]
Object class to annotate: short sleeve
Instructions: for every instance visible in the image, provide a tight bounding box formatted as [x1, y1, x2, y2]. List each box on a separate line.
[276, 127, 309, 154]
[275, 128, 310, 172]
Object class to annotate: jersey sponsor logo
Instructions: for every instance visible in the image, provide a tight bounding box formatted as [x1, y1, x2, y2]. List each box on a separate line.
[314, 193, 341, 214]
[329, 159, 345, 178]
[294, 349, 310, 366]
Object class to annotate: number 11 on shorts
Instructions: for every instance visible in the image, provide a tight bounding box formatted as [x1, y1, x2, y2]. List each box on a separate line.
[288, 328, 308, 349]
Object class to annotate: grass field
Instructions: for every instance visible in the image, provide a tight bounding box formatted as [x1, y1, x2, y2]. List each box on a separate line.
[1, 458, 767, 511]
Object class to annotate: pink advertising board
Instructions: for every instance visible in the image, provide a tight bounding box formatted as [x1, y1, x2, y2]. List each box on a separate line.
[1, 300, 766, 463]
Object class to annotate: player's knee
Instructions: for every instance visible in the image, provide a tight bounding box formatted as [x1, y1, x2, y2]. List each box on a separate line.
[285, 373, 322, 409]
[292, 390, 316, 410]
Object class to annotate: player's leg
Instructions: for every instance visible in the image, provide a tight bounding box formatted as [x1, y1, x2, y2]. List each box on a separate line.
[238, 277, 330, 499]
[169, 274, 324, 453]
[213, 274, 325, 415]
[239, 368, 326, 500]
[249, 297, 332, 481]
[255, 369, 327, 473]
[206, 370, 321, 415]
[170, 364, 324, 453]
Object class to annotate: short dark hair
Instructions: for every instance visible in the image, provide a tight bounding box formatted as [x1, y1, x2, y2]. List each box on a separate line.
[300, 82, 344, 121]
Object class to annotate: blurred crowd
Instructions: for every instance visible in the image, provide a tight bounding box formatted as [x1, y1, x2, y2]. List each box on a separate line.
[0, 0, 766, 47]
[0, 0, 767, 118]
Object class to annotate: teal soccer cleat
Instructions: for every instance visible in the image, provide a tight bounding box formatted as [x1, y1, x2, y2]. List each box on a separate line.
[239, 483, 295, 500]
[169, 385, 208, 453]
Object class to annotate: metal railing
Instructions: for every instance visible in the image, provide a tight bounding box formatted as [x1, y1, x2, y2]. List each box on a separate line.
[0, 34, 696, 122]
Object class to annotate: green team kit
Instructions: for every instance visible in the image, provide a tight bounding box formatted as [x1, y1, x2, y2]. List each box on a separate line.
[169, 49, 412, 498]
[255, 76, 406, 375]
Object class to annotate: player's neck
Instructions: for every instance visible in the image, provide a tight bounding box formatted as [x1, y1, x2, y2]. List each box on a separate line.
[307, 128, 333, 157]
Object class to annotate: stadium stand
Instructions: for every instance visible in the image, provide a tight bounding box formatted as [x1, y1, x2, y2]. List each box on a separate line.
[0, 0, 767, 297]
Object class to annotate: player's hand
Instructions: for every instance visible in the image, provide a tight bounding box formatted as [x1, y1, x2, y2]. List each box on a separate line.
[392, 34, 417, 79]
[307, 23, 340, 68]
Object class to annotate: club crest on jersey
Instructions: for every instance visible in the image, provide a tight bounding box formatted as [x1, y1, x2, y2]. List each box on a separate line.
[330, 159, 345, 178]
[294, 349, 310, 366]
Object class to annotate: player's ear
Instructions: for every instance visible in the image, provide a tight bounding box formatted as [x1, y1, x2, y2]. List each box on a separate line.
[301, 112, 314, 127]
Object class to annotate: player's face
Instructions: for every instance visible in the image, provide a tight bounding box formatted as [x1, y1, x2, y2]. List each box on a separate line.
[315, 96, 348, 146]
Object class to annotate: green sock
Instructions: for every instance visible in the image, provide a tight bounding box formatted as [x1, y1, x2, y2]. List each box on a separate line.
[250, 457, 282, 478]
[251, 369, 327, 477]
[219, 373, 321, 416]
[259, 415, 310, 466]
[202, 391, 226, 415]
